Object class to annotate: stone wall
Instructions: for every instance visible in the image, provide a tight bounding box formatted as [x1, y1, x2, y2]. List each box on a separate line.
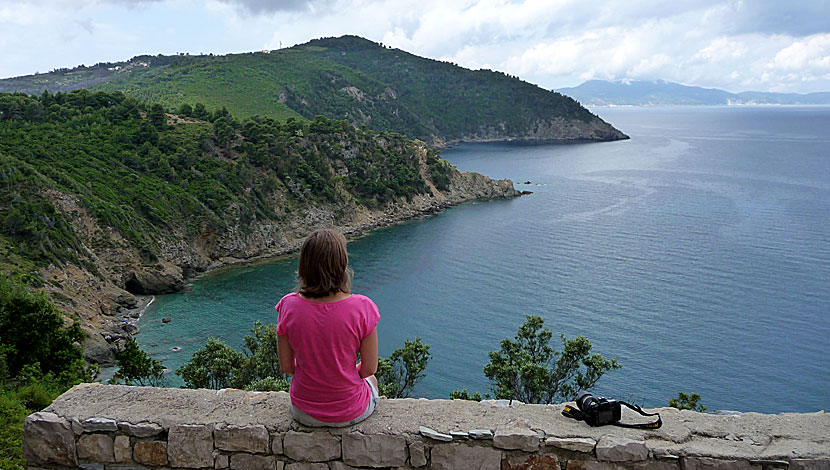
[24, 384, 830, 470]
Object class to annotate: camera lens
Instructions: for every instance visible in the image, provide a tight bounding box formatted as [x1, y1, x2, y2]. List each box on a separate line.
[575, 391, 596, 411]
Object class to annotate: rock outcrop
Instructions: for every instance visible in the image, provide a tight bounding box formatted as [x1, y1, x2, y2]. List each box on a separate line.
[435, 116, 629, 147]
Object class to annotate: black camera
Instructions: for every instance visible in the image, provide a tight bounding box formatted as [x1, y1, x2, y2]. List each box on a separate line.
[575, 391, 622, 426]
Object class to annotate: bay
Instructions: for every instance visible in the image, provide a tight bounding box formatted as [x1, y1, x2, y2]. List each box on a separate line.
[137, 106, 830, 413]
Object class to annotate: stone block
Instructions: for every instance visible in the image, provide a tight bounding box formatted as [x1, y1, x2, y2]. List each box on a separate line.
[83, 417, 119, 432]
[342, 433, 407, 467]
[114, 435, 132, 462]
[119, 421, 164, 437]
[683, 458, 758, 470]
[272, 432, 284, 454]
[420, 425, 453, 441]
[791, 460, 830, 470]
[22, 411, 78, 467]
[78, 433, 115, 462]
[168, 424, 214, 468]
[71, 418, 85, 435]
[284, 463, 328, 470]
[750, 460, 789, 468]
[134, 440, 168, 466]
[78, 463, 105, 470]
[469, 429, 494, 440]
[104, 464, 155, 470]
[545, 437, 596, 453]
[329, 462, 357, 470]
[230, 452, 276, 470]
[215, 423, 269, 453]
[283, 430, 341, 462]
[567, 462, 620, 470]
[503, 454, 560, 470]
[431, 443, 501, 470]
[493, 419, 540, 451]
[409, 440, 427, 467]
[596, 435, 648, 462]
[215, 452, 229, 469]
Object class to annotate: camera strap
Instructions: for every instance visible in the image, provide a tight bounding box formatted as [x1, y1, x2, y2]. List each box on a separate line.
[561, 403, 662, 430]
[614, 402, 662, 429]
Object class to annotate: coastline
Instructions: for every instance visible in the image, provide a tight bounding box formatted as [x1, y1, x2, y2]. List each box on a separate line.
[124, 188, 525, 336]
[180, 188, 516, 284]
[60, 167, 524, 366]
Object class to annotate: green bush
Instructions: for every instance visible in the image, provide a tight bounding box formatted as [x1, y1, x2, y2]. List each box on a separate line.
[669, 392, 706, 411]
[0, 276, 90, 469]
[112, 338, 166, 387]
[0, 276, 86, 382]
[376, 338, 431, 398]
[483, 315, 621, 404]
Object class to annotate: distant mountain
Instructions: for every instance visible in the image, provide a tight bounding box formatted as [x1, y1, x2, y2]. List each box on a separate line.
[0, 35, 626, 145]
[558, 80, 830, 106]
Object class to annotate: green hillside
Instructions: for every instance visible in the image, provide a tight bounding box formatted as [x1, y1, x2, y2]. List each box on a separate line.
[0, 36, 625, 144]
[0, 89, 449, 276]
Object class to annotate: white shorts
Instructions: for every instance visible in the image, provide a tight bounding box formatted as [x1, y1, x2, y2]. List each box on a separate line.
[290, 378, 380, 427]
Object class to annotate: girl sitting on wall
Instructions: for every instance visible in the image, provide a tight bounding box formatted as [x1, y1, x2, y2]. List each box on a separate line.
[276, 228, 380, 426]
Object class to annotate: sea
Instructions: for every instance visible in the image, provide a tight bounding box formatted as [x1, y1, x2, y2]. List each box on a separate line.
[136, 106, 830, 413]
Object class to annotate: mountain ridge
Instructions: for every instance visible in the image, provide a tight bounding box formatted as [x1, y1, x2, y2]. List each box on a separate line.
[559, 79, 830, 106]
[0, 35, 628, 146]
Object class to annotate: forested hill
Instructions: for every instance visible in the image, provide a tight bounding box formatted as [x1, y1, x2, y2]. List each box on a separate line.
[0, 36, 626, 145]
[0, 89, 519, 364]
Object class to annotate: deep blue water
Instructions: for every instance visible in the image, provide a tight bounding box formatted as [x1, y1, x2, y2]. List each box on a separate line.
[137, 106, 830, 413]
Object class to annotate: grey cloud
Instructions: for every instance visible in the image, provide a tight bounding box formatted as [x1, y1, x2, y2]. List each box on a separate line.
[214, 0, 337, 14]
[75, 18, 95, 34]
[728, 1, 830, 36]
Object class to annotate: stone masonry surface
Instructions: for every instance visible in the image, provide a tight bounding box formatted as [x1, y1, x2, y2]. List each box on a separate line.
[22, 383, 830, 469]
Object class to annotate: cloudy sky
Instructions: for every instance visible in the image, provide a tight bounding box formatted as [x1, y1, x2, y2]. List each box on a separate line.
[1, 0, 829, 93]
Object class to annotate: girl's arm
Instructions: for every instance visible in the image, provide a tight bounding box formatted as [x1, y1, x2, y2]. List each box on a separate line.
[357, 327, 378, 378]
[277, 334, 296, 375]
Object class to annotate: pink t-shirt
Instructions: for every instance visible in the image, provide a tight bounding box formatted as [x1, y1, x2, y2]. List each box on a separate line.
[275, 292, 380, 423]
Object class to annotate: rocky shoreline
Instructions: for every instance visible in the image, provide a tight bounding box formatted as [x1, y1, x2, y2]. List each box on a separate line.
[53, 169, 524, 368]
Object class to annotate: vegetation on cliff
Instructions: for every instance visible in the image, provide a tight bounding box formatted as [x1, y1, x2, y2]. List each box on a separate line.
[0, 89, 450, 279]
[0, 36, 626, 145]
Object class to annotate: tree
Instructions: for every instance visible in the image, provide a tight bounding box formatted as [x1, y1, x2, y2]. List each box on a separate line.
[0, 276, 87, 382]
[669, 392, 706, 412]
[214, 116, 235, 149]
[232, 321, 288, 390]
[193, 103, 209, 120]
[245, 376, 290, 392]
[176, 338, 244, 389]
[112, 338, 165, 387]
[376, 338, 431, 398]
[148, 103, 167, 130]
[483, 315, 621, 404]
[178, 103, 193, 117]
[449, 389, 484, 401]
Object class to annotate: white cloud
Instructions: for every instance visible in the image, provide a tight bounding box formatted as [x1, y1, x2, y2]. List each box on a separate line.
[694, 37, 750, 62]
[770, 34, 830, 72]
[1, 0, 829, 93]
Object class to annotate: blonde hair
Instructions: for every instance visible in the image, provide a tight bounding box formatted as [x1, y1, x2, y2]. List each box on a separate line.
[297, 228, 352, 298]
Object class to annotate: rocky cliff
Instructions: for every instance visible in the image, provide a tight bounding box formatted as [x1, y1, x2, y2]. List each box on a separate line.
[433, 117, 628, 147]
[1, 91, 525, 366]
[38, 151, 520, 366]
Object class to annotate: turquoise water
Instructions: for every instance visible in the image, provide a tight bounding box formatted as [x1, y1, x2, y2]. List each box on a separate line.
[138, 106, 830, 413]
